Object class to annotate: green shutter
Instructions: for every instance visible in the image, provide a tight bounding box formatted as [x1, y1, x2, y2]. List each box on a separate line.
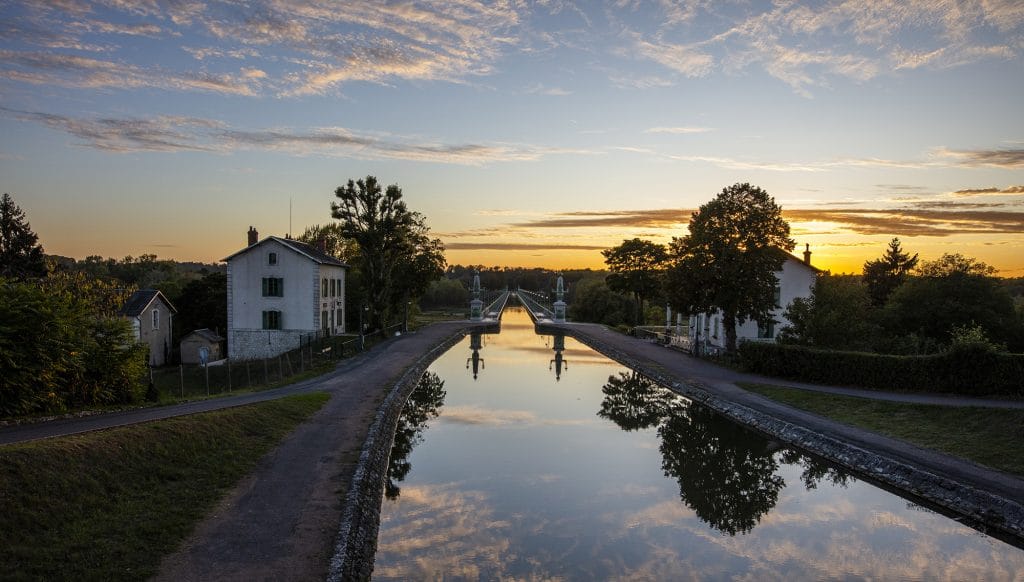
[262, 310, 268, 329]
[262, 278, 268, 297]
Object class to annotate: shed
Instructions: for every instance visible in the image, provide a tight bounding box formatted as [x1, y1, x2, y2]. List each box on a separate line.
[180, 328, 225, 365]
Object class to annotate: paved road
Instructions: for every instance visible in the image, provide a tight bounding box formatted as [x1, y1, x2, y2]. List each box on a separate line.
[552, 322, 1024, 506]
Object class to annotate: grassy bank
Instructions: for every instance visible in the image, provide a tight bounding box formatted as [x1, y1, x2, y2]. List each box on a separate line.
[739, 383, 1024, 478]
[0, 392, 330, 581]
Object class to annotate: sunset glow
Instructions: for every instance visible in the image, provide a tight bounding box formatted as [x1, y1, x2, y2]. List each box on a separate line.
[1, 1, 1022, 274]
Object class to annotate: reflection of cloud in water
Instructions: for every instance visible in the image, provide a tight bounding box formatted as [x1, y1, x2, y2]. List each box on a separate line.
[610, 492, 1024, 581]
[375, 483, 514, 580]
[440, 405, 592, 427]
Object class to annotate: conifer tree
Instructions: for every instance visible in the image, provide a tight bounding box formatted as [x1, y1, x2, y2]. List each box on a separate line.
[0, 193, 47, 280]
[862, 238, 917, 306]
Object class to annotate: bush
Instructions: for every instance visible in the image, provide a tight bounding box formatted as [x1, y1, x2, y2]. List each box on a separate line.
[738, 341, 1024, 397]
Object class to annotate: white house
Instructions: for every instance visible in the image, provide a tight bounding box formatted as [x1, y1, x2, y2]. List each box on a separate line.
[688, 245, 820, 353]
[224, 227, 348, 360]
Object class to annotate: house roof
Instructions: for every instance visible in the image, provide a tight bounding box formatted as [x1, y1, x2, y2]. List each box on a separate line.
[119, 288, 177, 317]
[780, 249, 823, 274]
[183, 328, 224, 342]
[222, 236, 348, 267]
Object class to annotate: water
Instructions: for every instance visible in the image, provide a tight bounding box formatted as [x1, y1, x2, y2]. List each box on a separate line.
[373, 306, 1024, 580]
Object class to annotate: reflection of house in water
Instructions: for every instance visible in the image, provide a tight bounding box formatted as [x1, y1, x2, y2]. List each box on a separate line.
[466, 331, 485, 380]
[549, 332, 568, 380]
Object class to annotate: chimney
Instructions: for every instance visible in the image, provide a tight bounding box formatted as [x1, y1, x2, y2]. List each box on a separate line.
[803, 243, 812, 266]
[316, 237, 327, 254]
[247, 226, 258, 246]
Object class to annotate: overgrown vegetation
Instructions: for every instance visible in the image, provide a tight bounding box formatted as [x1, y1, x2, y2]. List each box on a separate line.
[739, 383, 1024, 477]
[0, 392, 329, 581]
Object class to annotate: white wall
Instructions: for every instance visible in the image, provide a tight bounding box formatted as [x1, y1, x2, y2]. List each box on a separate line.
[228, 239, 325, 359]
[689, 255, 817, 350]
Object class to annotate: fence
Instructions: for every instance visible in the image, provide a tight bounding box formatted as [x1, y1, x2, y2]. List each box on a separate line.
[151, 324, 405, 400]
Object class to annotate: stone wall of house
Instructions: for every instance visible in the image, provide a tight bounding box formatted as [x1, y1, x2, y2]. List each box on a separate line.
[229, 328, 305, 360]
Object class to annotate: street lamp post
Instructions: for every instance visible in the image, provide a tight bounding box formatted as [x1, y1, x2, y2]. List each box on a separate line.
[404, 300, 411, 333]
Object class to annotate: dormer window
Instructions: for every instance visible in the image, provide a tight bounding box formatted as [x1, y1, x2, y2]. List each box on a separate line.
[268, 252, 278, 265]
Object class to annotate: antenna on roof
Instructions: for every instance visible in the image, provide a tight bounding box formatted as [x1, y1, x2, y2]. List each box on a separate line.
[289, 197, 292, 239]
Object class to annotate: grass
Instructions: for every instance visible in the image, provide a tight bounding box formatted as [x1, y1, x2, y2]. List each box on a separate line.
[739, 382, 1024, 478]
[0, 392, 330, 581]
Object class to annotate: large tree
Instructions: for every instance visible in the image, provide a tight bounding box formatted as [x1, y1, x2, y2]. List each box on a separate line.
[0, 193, 47, 280]
[602, 238, 668, 323]
[777, 274, 879, 352]
[330, 176, 445, 329]
[665, 183, 794, 353]
[862, 238, 918, 307]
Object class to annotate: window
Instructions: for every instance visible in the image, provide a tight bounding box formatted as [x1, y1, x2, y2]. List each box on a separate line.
[336, 278, 342, 298]
[773, 285, 782, 307]
[758, 319, 776, 339]
[335, 308, 343, 330]
[152, 308, 160, 330]
[330, 278, 336, 297]
[262, 310, 282, 330]
[262, 277, 284, 297]
[329, 309, 335, 329]
[268, 252, 277, 265]
[321, 310, 328, 330]
[322, 278, 328, 297]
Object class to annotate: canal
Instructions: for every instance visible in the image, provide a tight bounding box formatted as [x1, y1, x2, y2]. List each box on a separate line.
[372, 306, 1024, 580]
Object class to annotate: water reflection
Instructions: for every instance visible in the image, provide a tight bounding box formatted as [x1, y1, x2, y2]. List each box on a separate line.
[385, 372, 446, 500]
[466, 332, 485, 380]
[548, 333, 568, 380]
[598, 370, 854, 536]
[374, 307, 1024, 580]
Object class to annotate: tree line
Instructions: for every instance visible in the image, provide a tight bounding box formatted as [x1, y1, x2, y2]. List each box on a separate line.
[584, 183, 1024, 355]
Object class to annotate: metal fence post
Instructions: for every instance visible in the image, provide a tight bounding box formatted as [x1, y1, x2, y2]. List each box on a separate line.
[227, 358, 232, 392]
[179, 364, 184, 398]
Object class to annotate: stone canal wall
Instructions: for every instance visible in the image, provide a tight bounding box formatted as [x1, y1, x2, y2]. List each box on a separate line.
[327, 322, 499, 581]
[553, 324, 1024, 548]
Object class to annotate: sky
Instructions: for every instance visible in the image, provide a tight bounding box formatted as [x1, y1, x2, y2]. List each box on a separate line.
[1, 0, 1023, 275]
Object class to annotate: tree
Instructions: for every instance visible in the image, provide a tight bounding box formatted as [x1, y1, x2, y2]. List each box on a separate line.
[602, 238, 668, 323]
[665, 183, 794, 353]
[777, 274, 879, 352]
[330, 176, 445, 329]
[884, 254, 1020, 350]
[567, 276, 633, 326]
[0, 193, 47, 280]
[297, 223, 360, 263]
[174, 271, 227, 341]
[862, 238, 918, 307]
[386, 372, 446, 499]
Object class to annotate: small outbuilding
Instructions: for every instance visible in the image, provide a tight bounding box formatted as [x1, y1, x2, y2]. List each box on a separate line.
[180, 328, 225, 365]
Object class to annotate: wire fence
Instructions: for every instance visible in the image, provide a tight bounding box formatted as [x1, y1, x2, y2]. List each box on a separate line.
[150, 324, 406, 400]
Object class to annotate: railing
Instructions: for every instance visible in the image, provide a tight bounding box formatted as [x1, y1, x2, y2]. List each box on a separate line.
[516, 289, 553, 321]
[484, 289, 510, 319]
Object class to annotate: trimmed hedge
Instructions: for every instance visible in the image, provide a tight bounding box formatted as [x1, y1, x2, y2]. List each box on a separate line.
[738, 341, 1024, 397]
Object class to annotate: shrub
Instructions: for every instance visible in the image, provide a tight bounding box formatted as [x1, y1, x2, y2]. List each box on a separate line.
[738, 341, 1024, 397]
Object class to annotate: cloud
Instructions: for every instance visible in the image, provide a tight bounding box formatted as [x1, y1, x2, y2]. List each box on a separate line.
[0, 50, 260, 95]
[935, 148, 1024, 168]
[524, 83, 571, 96]
[513, 209, 695, 229]
[439, 405, 588, 427]
[1, 107, 590, 165]
[644, 126, 714, 134]
[953, 186, 1024, 196]
[632, 38, 714, 77]
[444, 242, 607, 251]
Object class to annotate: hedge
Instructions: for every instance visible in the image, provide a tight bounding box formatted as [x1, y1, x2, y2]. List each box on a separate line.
[738, 341, 1024, 397]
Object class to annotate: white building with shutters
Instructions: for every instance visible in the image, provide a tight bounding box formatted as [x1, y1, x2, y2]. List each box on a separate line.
[224, 227, 348, 359]
[688, 245, 820, 354]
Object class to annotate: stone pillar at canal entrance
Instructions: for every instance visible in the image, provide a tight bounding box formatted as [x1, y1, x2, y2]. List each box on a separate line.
[470, 271, 483, 321]
[553, 273, 567, 323]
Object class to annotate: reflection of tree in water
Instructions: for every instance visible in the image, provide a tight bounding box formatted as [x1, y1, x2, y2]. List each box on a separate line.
[597, 372, 852, 536]
[779, 449, 851, 491]
[597, 371, 680, 431]
[386, 371, 447, 500]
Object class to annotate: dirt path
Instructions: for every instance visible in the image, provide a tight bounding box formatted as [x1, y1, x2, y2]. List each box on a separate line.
[152, 321, 472, 582]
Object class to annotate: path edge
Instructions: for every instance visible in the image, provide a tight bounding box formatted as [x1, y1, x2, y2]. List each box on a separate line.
[326, 325, 482, 581]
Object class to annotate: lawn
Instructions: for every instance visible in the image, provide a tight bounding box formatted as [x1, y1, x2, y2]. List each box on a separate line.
[0, 392, 330, 581]
[739, 382, 1024, 478]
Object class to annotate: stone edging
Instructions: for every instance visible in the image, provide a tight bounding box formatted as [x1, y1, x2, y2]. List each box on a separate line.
[561, 328, 1024, 546]
[326, 327, 478, 582]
